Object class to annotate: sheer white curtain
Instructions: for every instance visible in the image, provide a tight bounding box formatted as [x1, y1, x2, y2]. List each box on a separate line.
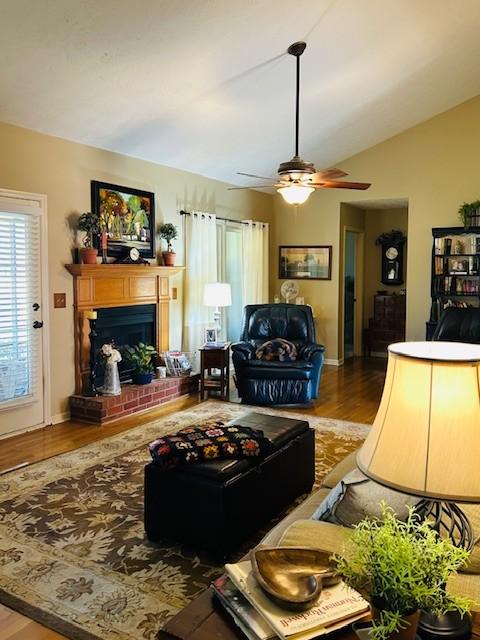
[241, 221, 269, 305]
[183, 212, 217, 355]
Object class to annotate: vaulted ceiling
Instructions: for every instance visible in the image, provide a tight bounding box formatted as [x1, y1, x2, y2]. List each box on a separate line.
[2, 0, 480, 188]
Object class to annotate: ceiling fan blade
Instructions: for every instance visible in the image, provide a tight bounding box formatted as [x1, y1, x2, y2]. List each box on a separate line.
[227, 185, 278, 190]
[312, 180, 371, 190]
[309, 168, 348, 181]
[237, 172, 277, 181]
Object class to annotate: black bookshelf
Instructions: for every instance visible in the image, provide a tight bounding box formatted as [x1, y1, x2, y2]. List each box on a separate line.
[427, 226, 480, 339]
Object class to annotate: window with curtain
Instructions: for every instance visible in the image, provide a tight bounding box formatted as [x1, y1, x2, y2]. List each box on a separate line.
[0, 210, 40, 403]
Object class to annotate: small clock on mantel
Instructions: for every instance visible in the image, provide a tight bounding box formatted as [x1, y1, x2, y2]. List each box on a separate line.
[114, 247, 149, 264]
[376, 230, 406, 286]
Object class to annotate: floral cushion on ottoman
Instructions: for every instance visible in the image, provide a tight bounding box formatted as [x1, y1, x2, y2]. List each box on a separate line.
[148, 421, 271, 470]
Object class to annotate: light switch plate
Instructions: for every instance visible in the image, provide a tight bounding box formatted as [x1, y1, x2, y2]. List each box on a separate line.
[54, 293, 66, 308]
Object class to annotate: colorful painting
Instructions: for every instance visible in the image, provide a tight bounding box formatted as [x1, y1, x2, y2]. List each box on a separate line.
[279, 245, 332, 280]
[91, 181, 155, 258]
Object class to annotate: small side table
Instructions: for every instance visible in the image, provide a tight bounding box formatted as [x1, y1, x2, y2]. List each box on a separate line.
[199, 343, 231, 401]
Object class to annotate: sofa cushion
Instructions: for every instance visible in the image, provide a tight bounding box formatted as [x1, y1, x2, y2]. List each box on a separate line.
[321, 450, 358, 489]
[312, 467, 420, 526]
[279, 519, 351, 557]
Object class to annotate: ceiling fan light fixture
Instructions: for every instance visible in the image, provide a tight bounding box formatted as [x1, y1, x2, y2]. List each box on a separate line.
[277, 184, 314, 206]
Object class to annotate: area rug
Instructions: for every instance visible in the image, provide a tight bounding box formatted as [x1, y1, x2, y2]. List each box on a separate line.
[0, 401, 369, 640]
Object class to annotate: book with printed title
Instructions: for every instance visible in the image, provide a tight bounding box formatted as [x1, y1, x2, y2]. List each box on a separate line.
[225, 560, 370, 640]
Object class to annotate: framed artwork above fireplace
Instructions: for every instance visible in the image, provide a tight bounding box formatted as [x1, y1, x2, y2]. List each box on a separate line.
[91, 180, 155, 258]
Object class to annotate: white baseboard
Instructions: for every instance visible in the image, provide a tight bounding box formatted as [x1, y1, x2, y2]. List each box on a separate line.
[51, 411, 70, 425]
[324, 358, 344, 366]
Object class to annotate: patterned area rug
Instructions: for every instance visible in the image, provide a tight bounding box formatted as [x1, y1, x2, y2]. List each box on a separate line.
[0, 401, 369, 640]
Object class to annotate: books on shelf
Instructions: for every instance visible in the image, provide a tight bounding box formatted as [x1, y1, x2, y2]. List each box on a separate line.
[222, 560, 369, 640]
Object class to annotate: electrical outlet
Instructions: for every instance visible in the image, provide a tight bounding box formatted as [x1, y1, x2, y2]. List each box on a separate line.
[171, 287, 177, 300]
[54, 293, 66, 308]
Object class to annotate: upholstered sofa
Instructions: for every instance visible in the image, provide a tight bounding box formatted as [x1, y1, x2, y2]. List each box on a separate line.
[258, 449, 480, 609]
[232, 304, 325, 405]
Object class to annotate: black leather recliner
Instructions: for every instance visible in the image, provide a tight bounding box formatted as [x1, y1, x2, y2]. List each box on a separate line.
[231, 304, 325, 405]
[432, 307, 480, 343]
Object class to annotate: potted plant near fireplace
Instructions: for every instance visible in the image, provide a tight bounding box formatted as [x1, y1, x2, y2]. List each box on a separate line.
[125, 342, 158, 385]
[77, 211, 100, 264]
[159, 222, 178, 266]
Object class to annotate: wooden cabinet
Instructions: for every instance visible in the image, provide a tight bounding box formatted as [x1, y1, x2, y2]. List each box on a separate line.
[364, 294, 406, 355]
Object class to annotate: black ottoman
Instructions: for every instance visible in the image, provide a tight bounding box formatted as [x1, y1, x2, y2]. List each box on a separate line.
[144, 412, 315, 558]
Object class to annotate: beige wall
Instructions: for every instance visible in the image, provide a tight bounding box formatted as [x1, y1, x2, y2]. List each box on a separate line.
[273, 95, 480, 362]
[0, 121, 274, 421]
[363, 207, 408, 326]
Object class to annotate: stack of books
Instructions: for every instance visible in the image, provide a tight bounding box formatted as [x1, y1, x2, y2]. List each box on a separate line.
[212, 559, 369, 640]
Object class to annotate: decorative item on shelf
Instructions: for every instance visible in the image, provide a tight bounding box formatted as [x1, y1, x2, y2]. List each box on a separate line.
[375, 230, 406, 286]
[453, 239, 465, 255]
[295, 296, 305, 305]
[280, 279, 299, 302]
[274, 295, 280, 303]
[100, 225, 108, 264]
[279, 245, 332, 280]
[356, 340, 480, 640]
[163, 351, 195, 377]
[334, 504, 471, 640]
[113, 246, 149, 264]
[91, 181, 155, 259]
[124, 342, 157, 385]
[203, 282, 232, 341]
[458, 200, 480, 229]
[100, 342, 122, 395]
[158, 222, 178, 266]
[77, 212, 100, 264]
[83, 310, 100, 395]
[250, 547, 339, 611]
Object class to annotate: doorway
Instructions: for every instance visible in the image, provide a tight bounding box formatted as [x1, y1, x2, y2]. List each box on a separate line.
[343, 229, 364, 360]
[0, 189, 49, 438]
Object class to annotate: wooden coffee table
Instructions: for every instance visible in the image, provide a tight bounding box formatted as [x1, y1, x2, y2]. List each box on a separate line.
[159, 589, 480, 640]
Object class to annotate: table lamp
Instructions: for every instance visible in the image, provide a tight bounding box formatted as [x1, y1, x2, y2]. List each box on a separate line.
[203, 282, 232, 339]
[357, 341, 480, 640]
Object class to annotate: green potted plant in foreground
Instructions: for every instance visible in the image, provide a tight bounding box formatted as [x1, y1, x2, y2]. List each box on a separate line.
[158, 222, 178, 266]
[334, 505, 472, 640]
[125, 342, 158, 385]
[77, 211, 100, 264]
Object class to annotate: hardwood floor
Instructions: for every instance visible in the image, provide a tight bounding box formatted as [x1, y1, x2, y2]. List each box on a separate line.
[0, 357, 386, 640]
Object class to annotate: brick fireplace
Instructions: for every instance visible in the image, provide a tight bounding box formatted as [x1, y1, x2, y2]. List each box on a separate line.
[66, 264, 199, 424]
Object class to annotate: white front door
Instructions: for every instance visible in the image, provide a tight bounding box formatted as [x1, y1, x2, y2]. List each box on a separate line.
[0, 190, 49, 438]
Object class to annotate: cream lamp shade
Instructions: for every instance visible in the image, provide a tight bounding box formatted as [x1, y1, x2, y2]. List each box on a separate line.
[203, 283, 232, 308]
[357, 341, 480, 503]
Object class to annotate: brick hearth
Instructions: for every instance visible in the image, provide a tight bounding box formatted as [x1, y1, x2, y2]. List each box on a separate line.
[70, 374, 200, 424]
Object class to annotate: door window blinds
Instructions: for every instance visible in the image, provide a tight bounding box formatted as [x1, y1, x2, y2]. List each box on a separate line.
[0, 210, 40, 404]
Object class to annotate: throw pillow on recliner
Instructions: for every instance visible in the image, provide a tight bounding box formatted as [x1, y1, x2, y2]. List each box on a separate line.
[255, 338, 297, 362]
[311, 467, 420, 527]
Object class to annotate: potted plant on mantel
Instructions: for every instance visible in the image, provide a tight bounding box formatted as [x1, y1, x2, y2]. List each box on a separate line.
[159, 222, 178, 267]
[334, 505, 472, 640]
[77, 211, 100, 264]
[125, 342, 158, 385]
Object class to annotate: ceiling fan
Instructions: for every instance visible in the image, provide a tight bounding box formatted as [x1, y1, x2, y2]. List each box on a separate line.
[229, 41, 371, 205]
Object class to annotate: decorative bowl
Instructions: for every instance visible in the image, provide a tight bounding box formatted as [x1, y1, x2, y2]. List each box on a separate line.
[250, 546, 340, 611]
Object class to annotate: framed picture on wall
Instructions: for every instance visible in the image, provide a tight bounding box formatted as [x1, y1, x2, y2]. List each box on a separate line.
[91, 181, 155, 258]
[279, 245, 332, 280]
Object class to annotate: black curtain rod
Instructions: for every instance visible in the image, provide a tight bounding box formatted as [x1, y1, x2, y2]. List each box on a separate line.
[179, 210, 267, 227]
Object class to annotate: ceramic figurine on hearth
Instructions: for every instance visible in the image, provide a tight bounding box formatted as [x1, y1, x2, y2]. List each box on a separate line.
[101, 342, 122, 396]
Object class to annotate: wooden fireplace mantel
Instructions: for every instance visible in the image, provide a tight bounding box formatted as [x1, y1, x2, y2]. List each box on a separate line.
[65, 264, 184, 393]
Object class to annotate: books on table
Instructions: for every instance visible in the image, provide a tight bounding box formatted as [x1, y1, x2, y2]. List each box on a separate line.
[222, 560, 369, 640]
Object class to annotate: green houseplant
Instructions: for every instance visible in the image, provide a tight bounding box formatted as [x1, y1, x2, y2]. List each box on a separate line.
[334, 505, 472, 640]
[125, 342, 157, 385]
[458, 201, 480, 228]
[158, 222, 178, 266]
[77, 211, 100, 264]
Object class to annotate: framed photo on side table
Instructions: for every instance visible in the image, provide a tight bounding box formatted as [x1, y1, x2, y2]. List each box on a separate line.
[91, 180, 155, 258]
[279, 245, 332, 280]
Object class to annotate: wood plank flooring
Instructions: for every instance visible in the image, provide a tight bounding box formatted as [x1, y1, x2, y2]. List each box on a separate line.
[0, 357, 386, 640]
